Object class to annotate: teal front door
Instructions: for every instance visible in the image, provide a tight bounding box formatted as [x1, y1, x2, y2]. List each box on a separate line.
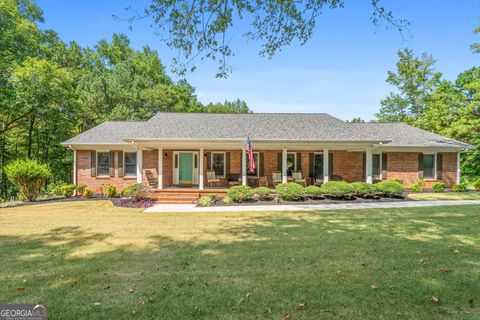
[179, 153, 193, 184]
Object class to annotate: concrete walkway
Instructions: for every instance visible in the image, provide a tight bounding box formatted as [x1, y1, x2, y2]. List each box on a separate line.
[144, 200, 480, 213]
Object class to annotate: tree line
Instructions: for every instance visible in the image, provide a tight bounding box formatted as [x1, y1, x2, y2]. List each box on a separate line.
[0, 0, 250, 199]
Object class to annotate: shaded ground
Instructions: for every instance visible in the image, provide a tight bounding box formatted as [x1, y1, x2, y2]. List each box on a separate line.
[0, 201, 479, 319]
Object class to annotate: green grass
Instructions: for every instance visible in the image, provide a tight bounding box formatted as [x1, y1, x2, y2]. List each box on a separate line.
[1, 201, 479, 319]
[408, 192, 480, 201]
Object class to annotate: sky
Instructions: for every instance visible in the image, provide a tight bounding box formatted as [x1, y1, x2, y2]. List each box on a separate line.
[36, 0, 479, 121]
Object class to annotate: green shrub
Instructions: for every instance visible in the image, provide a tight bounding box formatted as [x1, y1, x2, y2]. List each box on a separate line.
[105, 184, 117, 198]
[83, 188, 93, 198]
[5, 159, 51, 202]
[390, 177, 404, 185]
[48, 182, 64, 196]
[222, 195, 233, 205]
[207, 193, 217, 200]
[472, 178, 480, 191]
[320, 181, 354, 199]
[305, 185, 323, 199]
[452, 183, 468, 192]
[61, 184, 76, 198]
[275, 183, 305, 201]
[227, 185, 254, 202]
[121, 183, 152, 200]
[350, 182, 377, 198]
[76, 184, 87, 194]
[197, 195, 213, 206]
[409, 183, 423, 192]
[431, 182, 445, 192]
[374, 181, 404, 198]
[253, 187, 272, 199]
[416, 178, 426, 187]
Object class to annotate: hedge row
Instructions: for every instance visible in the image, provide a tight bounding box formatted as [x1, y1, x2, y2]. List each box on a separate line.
[227, 181, 405, 202]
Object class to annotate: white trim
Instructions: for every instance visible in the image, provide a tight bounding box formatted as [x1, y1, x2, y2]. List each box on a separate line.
[282, 148, 288, 183]
[136, 147, 143, 183]
[323, 148, 329, 183]
[242, 147, 247, 186]
[210, 151, 226, 178]
[158, 148, 163, 189]
[199, 148, 204, 190]
[172, 151, 199, 185]
[73, 149, 77, 196]
[456, 152, 461, 184]
[366, 148, 373, 184]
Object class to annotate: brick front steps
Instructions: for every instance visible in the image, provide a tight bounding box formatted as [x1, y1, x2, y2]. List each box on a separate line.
[149, 189, 229, 204]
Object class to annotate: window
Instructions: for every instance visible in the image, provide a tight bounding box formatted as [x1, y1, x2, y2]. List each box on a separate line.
[247, 152, 259, 177]
[211, 152, 225, 177]
[313, 153, 323, 179]
[125, 152, 137, 176]
[423, 154, 435, 179]
[373, 154, 381, 178]
[97, 152, 110, 176]
[287, 153, 296, 176]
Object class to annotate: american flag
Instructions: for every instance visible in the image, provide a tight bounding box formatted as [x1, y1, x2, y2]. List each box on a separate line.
[246, 137, 255, 173]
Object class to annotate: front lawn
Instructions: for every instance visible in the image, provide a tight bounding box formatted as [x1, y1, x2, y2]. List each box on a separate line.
[1, 201, 479, 319]
[408, 192, 480, 201]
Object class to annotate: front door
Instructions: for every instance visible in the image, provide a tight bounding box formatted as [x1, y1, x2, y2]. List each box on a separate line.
[313, 154, 324, 180]
[179, 153, 193, 184]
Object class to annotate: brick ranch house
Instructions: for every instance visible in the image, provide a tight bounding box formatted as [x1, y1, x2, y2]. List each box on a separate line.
[62, 112, 473, 200]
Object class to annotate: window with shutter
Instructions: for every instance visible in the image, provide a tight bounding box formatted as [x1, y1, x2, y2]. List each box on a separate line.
[125, 152, 137, 176]
[97, 152, 110, 176]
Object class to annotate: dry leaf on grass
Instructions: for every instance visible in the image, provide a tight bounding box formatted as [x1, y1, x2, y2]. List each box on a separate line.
[371, 284, 378, 289]
[430, 296, 439, 302]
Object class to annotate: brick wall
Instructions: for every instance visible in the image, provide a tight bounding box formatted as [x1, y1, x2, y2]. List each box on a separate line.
[440, 152, 457, 187]
[331, 150, 364, 182]
[386, 152, 419, 186]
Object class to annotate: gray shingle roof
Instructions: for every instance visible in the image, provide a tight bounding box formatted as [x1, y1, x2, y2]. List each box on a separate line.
[62, 112, 473, 149]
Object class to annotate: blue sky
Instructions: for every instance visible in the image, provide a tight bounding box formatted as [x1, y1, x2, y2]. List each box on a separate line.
[37, 0, 479, 120]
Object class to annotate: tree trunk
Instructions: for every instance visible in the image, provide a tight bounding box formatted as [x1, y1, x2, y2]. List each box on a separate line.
[27, 114, 36, 158]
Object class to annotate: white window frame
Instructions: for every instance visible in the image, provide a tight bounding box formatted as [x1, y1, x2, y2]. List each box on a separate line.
[372, 152, 382, 180]
[211, 151, 226, 178]
[124, 151, 137, 177]
[97, 151, 110, 177]
[422, 152, 437, 180]
[247, 152, 260, 178]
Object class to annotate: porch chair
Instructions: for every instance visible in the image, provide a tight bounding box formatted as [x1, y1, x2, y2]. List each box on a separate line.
[258, 176, 269, 187]
[292, 170, 307, 186]
[207, 170, 220, 187]
[272, 171, 282, 186]
[145, 170, 158, 187]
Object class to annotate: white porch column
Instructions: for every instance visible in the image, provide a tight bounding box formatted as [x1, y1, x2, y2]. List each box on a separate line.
[282, 147, 288, 183]
[242, 147, 247, 186]
[73, 149, 77, 185]
[157, 148, 163, 189]
[136, 147, 143, 183]
[366, 148, 373, 184]
[199, 148, 204, 190]
[323, 148, 329, 183]
[456, 152, 461, 184]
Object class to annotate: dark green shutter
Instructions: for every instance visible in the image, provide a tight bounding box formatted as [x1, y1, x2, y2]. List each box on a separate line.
[259, 152, 265, 176]
[90, 151, 96, 177]
[109, 151, 115, 177]
[436, 153, 443, 180]
[296, 152, 302, 171]
[118, 151, 124, 177]
[381, 152, 388, 180]
[328, 153, 333, 176]
[226, 152, 230, 175]
[206, 152, 211, 170]
[309, 153, 314, 178]
[418, 153, 424, 178]
[363, 153, 366, 180]
[277, 152, 282, 171]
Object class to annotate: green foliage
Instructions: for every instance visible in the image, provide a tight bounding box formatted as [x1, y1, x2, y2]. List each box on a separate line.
[76, 184, 87, 194]
[61, 184, 76, 198]
[415, 178, 426, 186]
[121, 183, 152, 200]
[305, 185, 323, 199]
[83, 188, 93, 198]
[48, 182, 64, 197]
[197, 196, 213, 207]
[390, 177, 404, 185]
[350, 182, 377, 198]
[409, 183, 423, 192]
[5, 159, 51, 201]
[431, 182, 445, 192]
[227, 186, 254, 202]
[205, 99, 251, 113]
[253, 187, 272, 200]
[374, 181, 404, 198]
[320, 181, 354, 199]
[222, 195, 233, 205]
[452, 183, 468, 192]
[207, 193, 216, 200]
[472, 178, 480, 191]
[275, 183, 305, 201]
[105, 184, 117, 198]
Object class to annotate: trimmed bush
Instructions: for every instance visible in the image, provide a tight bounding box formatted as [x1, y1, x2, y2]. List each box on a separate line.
[452, 183, 468, 192]
[431, 182, 445, 193]
[409, 183, 423, 192]
[5, 159, 51, 201]
[83, 188, 93, 198]
[197, 195, 213, 206]
[276, 183, 305, 201]
[227, 185, 254, 202]
[61, 184, 76, 198]
[320, 181, 354, 199]
[416, 178, 426, 187]
[222, 195, 233, 205]
[105, 184, 117, 198]
[350, 182, 377, 198]
[254, 187, 272, 200]
[374, 181, 404, 198]
[48, 182, 64, 196]
[76, 184, 87, 194]
[121, 183, 152, 200]
[390, 177, 404, 185]
[207, 193, 217, 200]
[472, 178, 480, 191]
[305, 185, 323, 199]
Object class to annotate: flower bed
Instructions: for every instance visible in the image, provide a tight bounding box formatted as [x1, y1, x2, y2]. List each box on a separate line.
[112, 198, 155, 208]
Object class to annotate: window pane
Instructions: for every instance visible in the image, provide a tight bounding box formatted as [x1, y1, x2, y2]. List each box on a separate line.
[247, 153, 258, 177]
[125, 152, 137, 175]
[98, 152, 110, 175]
[287, 153, 295, 176]
[373, 154, 381, 176]
[313, 154, 323, 179]
[212, 153, 225, 176]
[423, 155, 435, 179]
